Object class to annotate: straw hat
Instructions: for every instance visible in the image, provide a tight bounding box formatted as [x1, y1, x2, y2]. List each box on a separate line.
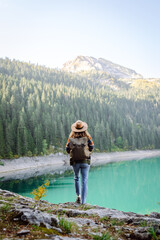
[71, 120, 88, 132]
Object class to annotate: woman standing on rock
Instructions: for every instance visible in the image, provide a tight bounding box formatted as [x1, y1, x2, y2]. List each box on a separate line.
[66, 120, 94, 204]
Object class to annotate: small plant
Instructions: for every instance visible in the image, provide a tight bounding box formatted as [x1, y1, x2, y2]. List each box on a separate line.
[31, 225, 60, 235]
[79, 204, 93, 210]
[59, 217, 72, 233]
[100, 216, 110, 222]
[58, 216, 78, 233]
[26, 150, 33, 157]
[1, 203, 11, 212]
[148, 227, 159, 240]
[93, 231, 114, 240]
[31, 180, 50, 201]
[110, 218, 124, 226]
[47, 208, 53, 214]
[140, 220, 148, 227]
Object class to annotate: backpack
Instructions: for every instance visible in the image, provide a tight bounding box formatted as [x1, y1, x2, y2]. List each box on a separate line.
[69, 137, 91, 162]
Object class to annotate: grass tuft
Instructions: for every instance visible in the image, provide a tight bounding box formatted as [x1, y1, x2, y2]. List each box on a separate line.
[93, 231, 115, 240]
[0, 203, 11, 213]
[58, 216, 78, 233]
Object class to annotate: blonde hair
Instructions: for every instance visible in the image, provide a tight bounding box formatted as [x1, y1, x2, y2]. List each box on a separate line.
[69, 130, 91, 139]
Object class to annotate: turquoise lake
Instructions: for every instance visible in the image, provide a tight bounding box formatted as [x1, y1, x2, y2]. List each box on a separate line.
[1, 157, 160, 214]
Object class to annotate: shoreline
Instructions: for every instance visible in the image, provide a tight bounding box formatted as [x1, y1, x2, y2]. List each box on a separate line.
[0, 149, 160, 180]
[91, 149, 160, 166]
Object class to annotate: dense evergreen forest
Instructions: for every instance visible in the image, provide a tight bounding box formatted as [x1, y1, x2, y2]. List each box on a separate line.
[0, 58, 160, 158]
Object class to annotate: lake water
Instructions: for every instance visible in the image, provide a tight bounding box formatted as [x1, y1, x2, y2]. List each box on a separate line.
[0, 157, 160, 214]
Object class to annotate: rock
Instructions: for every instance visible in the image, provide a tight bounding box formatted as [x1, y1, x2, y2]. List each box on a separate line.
[66, 217, 96, 227]
[17, 229, 30, 236]
[0, 189, 17, 197]
[149, 212, 160, 219]
[52, 226, 63, 233]
[20, 208, 59, 229]
[130, 232, 151, 240]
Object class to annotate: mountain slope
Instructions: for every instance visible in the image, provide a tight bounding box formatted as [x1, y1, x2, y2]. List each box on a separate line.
[62, 56, 143, 79]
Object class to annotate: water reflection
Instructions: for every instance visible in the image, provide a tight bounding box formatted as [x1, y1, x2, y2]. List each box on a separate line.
[0, 169, 74, 195]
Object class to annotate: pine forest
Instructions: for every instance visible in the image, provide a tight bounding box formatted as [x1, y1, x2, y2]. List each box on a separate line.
[0, 58, 160, 159]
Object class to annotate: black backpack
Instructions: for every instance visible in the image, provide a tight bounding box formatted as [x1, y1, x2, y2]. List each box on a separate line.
[69, 137, 91, 162]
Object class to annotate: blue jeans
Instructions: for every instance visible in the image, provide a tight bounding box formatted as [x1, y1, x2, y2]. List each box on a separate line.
[72, 163, 90, 204]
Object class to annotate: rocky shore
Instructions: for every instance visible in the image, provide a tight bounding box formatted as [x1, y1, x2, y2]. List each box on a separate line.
[0, 188, 160, 240]
[1, 150, 160, 180]
[1, 150, 160, 239]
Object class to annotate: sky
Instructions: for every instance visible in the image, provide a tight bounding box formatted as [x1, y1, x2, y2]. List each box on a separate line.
[0, 0, 160, 78]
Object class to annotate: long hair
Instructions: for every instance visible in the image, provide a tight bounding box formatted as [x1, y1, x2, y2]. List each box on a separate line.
[68, 130, 91, 139]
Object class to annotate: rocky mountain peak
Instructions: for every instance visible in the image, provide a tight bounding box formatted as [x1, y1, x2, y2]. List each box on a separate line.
[62, 56, 143, 79]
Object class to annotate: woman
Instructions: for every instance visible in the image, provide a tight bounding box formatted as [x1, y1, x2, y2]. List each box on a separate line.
[66, 120, 94, 204]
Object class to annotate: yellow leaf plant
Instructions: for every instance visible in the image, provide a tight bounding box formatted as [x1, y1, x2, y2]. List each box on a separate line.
[31, 180, 50, 201]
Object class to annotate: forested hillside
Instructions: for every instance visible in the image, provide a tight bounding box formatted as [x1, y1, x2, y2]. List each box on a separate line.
[0, 58, 160, 158]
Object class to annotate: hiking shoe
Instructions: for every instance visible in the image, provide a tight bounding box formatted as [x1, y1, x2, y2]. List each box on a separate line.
[76, 196, 81, 204]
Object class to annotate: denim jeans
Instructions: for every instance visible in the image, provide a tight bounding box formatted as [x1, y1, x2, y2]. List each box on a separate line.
[72, 163, 90, 204]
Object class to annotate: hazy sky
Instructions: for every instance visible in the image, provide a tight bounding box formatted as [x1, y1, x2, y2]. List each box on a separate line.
[0, 0, 160, 78]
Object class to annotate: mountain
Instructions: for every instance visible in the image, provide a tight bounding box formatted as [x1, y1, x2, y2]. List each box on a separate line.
[62, 56, 143, 79]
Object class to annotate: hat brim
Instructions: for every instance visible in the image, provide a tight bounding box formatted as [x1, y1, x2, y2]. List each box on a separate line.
[71, 122, 88, 132]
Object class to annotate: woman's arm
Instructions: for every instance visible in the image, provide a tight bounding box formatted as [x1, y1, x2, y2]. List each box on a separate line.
[88, 136, 94, 152]
[66, 138, 71, 153]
